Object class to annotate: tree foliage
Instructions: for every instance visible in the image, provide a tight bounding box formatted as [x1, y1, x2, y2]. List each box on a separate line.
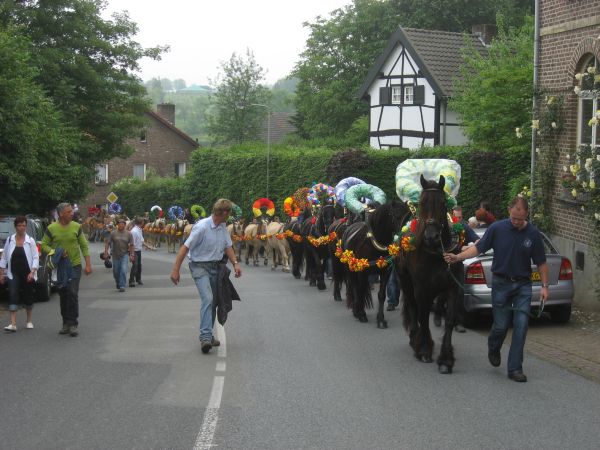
[0, 29, 87, 213]
[293, 0, 533, 139]
[450, 17, 534, 151]
[206, 50, 271, 145]
[0, 0, 166, 212]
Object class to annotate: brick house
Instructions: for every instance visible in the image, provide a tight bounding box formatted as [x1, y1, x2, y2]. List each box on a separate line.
[539, 0, 599, 309]
[83, 103, 199, 211]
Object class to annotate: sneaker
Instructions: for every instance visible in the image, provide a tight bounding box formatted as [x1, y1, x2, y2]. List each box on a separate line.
[488, 350, 501, 367]
[137, 281, 143, 285]
[26, 322, 34, 329]
[69, 326, 79, 337]
[508, 372, 527, 382]
[211, 337, 221, 347]
[59, 325, 70, 335]
[129, 283, 136, 288]
[4, 324, 17, 332]
[119, 287, 125, 292]
[386, 304, 397, 311]
[201, 340, 212, 354]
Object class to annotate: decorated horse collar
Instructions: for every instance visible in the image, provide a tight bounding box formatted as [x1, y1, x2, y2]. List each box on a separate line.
[398, 215, 465, 253]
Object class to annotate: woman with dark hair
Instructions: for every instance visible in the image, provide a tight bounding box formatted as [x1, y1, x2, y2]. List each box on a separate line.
[475, 200, 496, 228]
[0, 216, 39, 331]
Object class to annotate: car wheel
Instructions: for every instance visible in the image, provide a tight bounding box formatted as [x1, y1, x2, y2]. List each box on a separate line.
[550, 305, 571, 324]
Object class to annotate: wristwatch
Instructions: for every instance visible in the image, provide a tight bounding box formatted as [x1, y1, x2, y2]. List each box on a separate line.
[232, 260, 239, 265]
[542, 283, 549, 288]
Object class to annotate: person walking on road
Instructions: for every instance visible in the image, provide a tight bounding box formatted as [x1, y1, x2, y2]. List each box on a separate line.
[129, 217, 154, 287]
[41, 203, 92, 337]
[170, 198, 242, 354]
[444, 196, 548, 382]
[0, 216, 40, 331]
[104, 217, 134, 292]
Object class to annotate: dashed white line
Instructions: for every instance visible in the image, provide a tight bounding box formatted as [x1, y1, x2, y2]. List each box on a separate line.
[216, 361, 226, 372]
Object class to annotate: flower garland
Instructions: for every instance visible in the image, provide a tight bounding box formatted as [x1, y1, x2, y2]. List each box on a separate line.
[334, 239, 395, 272]
[307, 231, 337, 247]
[283, 197, 300, 217]
[307, 183, 335, 206]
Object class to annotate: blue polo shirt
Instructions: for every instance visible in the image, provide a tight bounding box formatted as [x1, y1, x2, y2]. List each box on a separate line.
[475, 219, 546, 279]
[184, 216, 232, 262]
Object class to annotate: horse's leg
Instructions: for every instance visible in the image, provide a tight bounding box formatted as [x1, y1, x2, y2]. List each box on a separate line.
[376, 269, 391, 329]
[352, 272, 368, 323]
[331, 253, 343, 302]
[414, 291, 434, 363]
[315, 251, 327, 291]
[438, 287, 457, 374]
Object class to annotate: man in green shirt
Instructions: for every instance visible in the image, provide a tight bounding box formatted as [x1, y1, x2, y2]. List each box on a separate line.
[41, 203, 92, 337]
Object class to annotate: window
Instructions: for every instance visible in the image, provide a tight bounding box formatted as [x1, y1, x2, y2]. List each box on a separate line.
[140, 129, 147, 142]
[391, 86, 402, 104]
[133, 163, 146, 180]
[404, 85, 414, 104]
[577, 56, 598, 147]
[95, 164, 108, 184]
[175, 162, 187, 177]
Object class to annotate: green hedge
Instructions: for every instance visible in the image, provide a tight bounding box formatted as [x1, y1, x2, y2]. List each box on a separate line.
[113, 143, 530, 221]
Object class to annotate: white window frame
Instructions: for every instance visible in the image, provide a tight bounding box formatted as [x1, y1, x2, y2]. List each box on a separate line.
[175, 162, 187, 177]
[95, 164, 108, 185]
[133, 163, 146, 180]
[391, 86, 402, 105]
[577, 56, 598, 148]
[404, 85, 414, 104]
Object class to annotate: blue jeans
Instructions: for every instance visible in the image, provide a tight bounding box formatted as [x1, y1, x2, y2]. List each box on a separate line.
[488, 276, 532, 374]
[112, 254, 129, 289]
[189, 262, 218, 342]
[386, 271, 400, 306]
[59, 265, 81, 326]
[8, 272, 34, 311]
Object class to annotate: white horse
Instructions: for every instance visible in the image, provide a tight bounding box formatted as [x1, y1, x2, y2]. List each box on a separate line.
[227, 219, 246, 261]
[243, 217, 269, 266]
[265, 219, 290, 272]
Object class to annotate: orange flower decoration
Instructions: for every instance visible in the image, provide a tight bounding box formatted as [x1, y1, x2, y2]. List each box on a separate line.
[375, 256, 388, 269]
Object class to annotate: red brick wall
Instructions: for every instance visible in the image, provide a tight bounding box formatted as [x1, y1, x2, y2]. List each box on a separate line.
[83, 112, 198, 209]
[539, 0, 599, 243]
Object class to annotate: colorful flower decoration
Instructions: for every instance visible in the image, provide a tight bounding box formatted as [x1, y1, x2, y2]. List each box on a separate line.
[283, 197, 300, 217]
[108, 202, 122, 214]
[190, 204, 206, 220]
[167, 205, 184, 221]
[307, 183, 335, 206]
[252, 198, 275, 217]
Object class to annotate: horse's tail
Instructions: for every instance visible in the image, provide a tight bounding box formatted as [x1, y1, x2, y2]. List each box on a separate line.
[402, 296, 411, 332]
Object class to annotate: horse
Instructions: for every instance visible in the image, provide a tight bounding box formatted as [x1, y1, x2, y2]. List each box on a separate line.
[145, 217, 166, 248]
[328, 209, 363, 302]
[166, 218, 187, 253]
[227, 218, 246, 262]
[244, 217, 269, 266]
[300, 204, 337, 290]
[396, 175, 463, 374]
[283, 211, 309, 279]
[340, 200, 411, 326]
[264, 218, 289, 272]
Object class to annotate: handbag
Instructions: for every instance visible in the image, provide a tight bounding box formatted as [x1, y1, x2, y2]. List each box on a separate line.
[104, 257, 112, 269]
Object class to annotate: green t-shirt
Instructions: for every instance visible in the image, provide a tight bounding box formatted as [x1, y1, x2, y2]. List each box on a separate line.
[41, 221, 90, 267]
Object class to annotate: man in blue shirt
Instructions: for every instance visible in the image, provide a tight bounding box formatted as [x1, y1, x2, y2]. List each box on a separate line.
[444, 196, 549, 382]
[170, 199, 242, 354]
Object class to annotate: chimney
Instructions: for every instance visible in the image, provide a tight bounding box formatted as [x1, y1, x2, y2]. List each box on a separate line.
[157, 103, 175, 125]
[471, 24, 497, 46]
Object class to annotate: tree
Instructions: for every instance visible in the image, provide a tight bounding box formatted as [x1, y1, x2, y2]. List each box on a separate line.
[449, 17, 534, 151]
[3, 0, 166, 178]
[207, 49, 271, 145]
[293, 0, 533, 139]
[0, 29, 87, 213]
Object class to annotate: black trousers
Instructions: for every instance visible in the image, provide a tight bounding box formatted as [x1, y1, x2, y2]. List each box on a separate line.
[129, 250, 142, 284]
[59, 265, 81, 326]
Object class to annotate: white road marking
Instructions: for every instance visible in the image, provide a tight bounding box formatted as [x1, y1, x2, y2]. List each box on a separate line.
[192, 323, 227, 449]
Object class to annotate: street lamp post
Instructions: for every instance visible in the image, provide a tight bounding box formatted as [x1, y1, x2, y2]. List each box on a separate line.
[248, 103, 271, 198]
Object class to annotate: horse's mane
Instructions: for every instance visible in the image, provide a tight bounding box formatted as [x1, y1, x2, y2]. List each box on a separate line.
[415, 176, 451, 247]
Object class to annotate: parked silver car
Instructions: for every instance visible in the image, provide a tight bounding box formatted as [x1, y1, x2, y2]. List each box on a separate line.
[462, 228, 574, 325]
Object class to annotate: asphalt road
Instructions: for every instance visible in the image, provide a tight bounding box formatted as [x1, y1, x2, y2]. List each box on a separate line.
[1, 243, 599, 450]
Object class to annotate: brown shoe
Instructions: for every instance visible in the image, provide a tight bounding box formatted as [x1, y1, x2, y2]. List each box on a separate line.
[508, 372, 527, 382]
[211, 337, 220, 347]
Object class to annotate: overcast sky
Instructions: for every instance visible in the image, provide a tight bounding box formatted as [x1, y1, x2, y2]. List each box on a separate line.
[103, 0, 351, 86]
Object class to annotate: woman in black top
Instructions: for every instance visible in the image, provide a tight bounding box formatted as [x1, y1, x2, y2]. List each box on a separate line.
[0, 216, 39, 332]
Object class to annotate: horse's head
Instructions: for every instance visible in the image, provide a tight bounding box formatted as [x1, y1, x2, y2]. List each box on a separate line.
[417, 175, 450, 250]
[318, 204, 336, 234]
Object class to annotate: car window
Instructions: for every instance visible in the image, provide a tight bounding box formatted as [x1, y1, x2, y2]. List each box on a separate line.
[0, 220, 14, 244]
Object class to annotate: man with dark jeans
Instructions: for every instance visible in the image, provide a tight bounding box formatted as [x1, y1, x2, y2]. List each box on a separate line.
[41, 203, 92, 337]
[386, 270, 400, 311]
[129, 217, 154, 287]
[444, 196, 548, 382]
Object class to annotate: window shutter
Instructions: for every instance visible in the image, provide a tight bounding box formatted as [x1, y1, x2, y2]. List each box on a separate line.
[379, 87, 391, 105]
[413, 85, 425, 105]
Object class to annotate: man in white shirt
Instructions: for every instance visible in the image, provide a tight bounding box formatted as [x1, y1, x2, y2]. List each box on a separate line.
[129, 217, 154, 287]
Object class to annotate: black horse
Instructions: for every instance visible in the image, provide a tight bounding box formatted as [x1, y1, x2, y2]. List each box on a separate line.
[396, 175, 462, 374]
[341, 200, 410, 327]
[301, 204, 336, 290]
[328, 209, 362, 302]
[284, 209, 312, 279]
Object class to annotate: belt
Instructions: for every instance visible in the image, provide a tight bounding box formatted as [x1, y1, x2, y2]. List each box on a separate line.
[494, 273, 530, 282]
[191, 260, 221, 264]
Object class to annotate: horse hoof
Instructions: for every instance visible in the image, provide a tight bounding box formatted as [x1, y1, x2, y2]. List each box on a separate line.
[271, 267, 276, 271]
[264, 260, 268, 266]
[377, 321, 388, 329]
[317, 284, 326, 291]
[294, 274, 301, 279]
[358, 316, 368, 323]
[334, 294, 342, 302]
[420, 356, 433, 363]
[309, 281, 316, 287]
[439, 364, 453, 374]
